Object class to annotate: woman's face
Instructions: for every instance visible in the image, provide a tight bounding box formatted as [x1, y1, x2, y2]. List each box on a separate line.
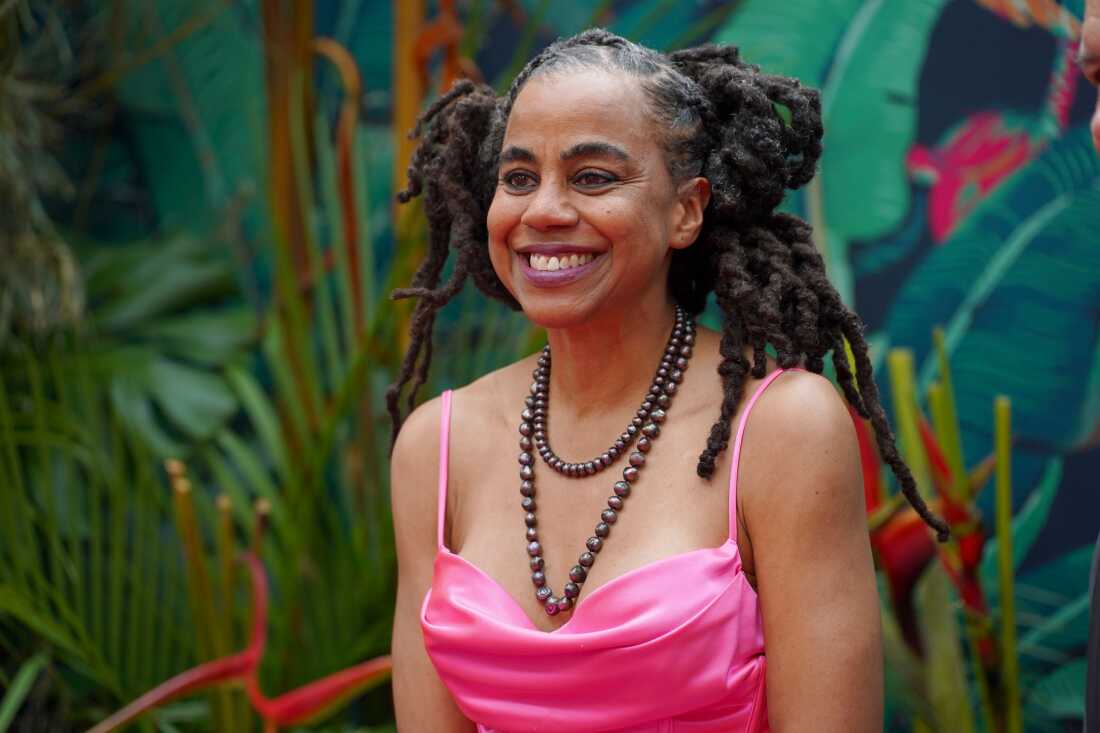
[487, 69, 708, 329]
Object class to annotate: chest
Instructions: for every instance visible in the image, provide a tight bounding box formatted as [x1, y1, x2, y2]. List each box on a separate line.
[446, 411, 741, 632]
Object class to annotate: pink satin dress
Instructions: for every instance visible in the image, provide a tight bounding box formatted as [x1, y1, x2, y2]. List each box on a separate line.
[420, 367, 798, 732]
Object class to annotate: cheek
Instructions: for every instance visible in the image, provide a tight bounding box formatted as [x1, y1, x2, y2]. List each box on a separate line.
[486, 192, 518, 278]
[1092, 92, 1100, 155]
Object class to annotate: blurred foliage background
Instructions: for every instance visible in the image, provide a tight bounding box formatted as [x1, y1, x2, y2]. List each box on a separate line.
[0, 0, 1097, 731]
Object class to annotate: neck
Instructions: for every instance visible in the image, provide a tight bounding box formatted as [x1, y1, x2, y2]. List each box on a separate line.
[543, 296, 679, 422]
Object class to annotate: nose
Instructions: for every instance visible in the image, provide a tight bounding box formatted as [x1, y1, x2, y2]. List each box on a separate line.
[520, 179, 579, 231]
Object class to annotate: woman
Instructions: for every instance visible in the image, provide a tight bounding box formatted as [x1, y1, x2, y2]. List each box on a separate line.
[387, 30, 949, 732]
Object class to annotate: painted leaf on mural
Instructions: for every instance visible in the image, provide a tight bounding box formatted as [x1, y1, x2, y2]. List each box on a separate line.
[886, 127, 1100, 469]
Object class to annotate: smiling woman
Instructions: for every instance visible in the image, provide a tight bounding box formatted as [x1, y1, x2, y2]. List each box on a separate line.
[386, 29, 949, 733]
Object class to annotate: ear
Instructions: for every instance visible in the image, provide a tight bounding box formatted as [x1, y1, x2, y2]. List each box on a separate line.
[669, 176, 711, 250]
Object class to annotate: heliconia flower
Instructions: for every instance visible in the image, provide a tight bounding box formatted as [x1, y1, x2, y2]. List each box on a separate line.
[850, 408, 993, 662]
[91, 552, 392, 732]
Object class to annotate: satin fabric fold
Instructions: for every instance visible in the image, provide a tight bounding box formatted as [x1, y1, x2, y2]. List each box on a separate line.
[419, 368, 798, 732]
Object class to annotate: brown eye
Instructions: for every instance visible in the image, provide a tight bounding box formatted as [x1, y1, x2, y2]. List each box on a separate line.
[504, 171, 537, 189]
[574, 170, 615, 187]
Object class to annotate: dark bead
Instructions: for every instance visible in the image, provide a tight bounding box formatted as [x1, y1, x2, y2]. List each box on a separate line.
[632, 417, 643, 428]
[680, 345, 693, 358]
[601, 509, 618, 524]
[664, 381, 678, 395]
[532, 571, 546, 587]
[642, 423, 660, 439]
[585, 461, 596, 474]
[526, 527, 538, 541]
[545, 598, 560, 616]
[519, 422, 533, 437]
[557, 596, 573, 612]
[613, 481, 631, 497]
[564, 582, 580, 598]
[520, 465, 533, 480]
[675, 357, 688, 370]
[650, 408, 667, 424]
[533, 418, 545, 428]
[657, 367, 668, 378]
[520, 436, 532, 450]
[530, 381, 540, 394]
[569, 565, 587, 583]
[614, 439, 626, 451]
[579, 552, 595, 567]
[657, 394, 671, 408]
[534, 405, 546, 416]
[641, 399, 654, 411]
[536, 586, 552, 601]
[647, 387, 661, 400]
[525, 512, 537, 527]
[519, 452, 533, 465]
[683, 332, 695, 345]
[608, 447, 620, 459]
[654, 376, 665, 387]
[608, 496, 624, 511]
[600, 452, 612, 466]
[623, 466, 640, 483]
[665, 344, 677, 355]
[521, 408, 534, 421]
[636, 408, 647, 418]
[629, 451, 645, 467]
[626, 425, 638, 436]
[530, 556, 544, 571]
[670, 369, 683, 383]
[534, 429, 546, 440]
[595, 522, 610, 537]
[637, 436, 652, 453]
[527, 541, 541, 557]
[586, 536, 603, 553]
[538, 446, 551, 457]
[551, 458, 563, 471]
[525, 395, 536, 408]
[521, 497, 536, 511]
[520, 480, 535, 497]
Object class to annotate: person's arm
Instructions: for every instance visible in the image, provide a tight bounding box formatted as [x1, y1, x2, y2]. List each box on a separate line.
[743, 370, 883, 732]
[390, 395, 478, 732]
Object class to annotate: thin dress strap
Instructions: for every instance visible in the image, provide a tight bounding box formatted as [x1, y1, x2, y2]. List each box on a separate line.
[437, 389, 454, 551]
[728, 367, 805, 542]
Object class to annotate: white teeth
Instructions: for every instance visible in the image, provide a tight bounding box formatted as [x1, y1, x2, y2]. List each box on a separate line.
[528, 252, 597, 272]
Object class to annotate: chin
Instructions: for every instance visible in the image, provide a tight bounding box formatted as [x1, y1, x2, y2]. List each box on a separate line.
[516, 294, 603, 331]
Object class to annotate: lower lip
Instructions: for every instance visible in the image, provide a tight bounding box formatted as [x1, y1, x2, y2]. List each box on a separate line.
[518, 252, 605, 287]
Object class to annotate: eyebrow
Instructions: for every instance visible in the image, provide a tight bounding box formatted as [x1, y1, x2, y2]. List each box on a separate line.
[560, 141, 631, 162]
[498, 141, 633, 165]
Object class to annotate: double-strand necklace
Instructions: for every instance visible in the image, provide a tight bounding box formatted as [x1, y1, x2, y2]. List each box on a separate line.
[517, 305, 696, 616]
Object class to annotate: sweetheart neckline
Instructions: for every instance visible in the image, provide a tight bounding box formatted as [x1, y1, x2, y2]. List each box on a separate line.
[424, 538, 749, 635]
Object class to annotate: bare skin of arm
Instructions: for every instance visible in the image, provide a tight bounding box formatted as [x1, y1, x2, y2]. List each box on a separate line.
[390, 395, 478, 732]
[739, 370, 884, 732]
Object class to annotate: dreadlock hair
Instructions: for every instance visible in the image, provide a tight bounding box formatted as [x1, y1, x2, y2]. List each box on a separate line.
[386, 29, 950, 541]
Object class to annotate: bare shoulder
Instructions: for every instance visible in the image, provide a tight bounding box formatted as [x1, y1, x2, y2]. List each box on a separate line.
[739, 368, 865, 548]
[390, 393, 447, 553]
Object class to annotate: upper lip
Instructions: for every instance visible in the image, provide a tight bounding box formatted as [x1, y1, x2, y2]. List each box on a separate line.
[514, 244, 606, 256]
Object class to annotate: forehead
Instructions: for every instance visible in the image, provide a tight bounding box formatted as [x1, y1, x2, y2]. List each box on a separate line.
[504, 69, 659, 153]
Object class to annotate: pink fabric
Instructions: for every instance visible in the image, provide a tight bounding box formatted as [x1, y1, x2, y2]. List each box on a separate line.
[421, 368, 799, 732]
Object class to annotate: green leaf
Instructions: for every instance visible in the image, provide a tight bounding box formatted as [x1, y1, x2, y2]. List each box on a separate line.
[1025, 658, 1086, 720]
[146, 357, 237, 441]
[109, 374, 186, 458]
[0, 652, 48, 732]
[979, 457, 1063, 591]
[886, 128, 1100, 484]
[136, 307, 257, 366]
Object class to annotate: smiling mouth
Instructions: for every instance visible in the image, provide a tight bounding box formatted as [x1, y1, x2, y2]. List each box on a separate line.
[525, 252, 599, 272]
